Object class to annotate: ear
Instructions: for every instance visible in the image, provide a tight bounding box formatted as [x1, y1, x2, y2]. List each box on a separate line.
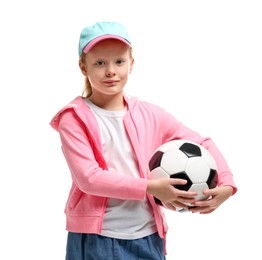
[79, 60, 88, 76]
[129, 58, 134, 74]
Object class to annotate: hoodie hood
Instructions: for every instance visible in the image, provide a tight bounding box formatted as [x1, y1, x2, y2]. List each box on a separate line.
[50, 95, 138, 131]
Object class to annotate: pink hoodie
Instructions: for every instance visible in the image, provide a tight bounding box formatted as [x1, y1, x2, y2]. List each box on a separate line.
[50, 95, 237, 244]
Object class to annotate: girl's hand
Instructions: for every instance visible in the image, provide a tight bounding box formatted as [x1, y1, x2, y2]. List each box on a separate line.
[147, 178, 197, 211]
[189, 186, 233, 214]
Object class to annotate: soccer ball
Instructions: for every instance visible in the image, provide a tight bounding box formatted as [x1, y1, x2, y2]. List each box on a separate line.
[148, 139, 218, 212]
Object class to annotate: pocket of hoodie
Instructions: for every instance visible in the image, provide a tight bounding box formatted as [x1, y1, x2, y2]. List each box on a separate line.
[66, 186, 83, 211]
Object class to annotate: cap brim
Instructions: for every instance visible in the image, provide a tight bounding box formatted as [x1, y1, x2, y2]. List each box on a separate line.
[83, 35, 131, 54]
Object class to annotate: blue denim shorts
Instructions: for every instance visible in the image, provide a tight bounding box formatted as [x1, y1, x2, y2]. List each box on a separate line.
[65, 232, 166, 260]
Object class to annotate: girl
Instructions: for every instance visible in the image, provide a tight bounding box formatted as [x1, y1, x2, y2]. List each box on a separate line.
[50, 21, 237, 260]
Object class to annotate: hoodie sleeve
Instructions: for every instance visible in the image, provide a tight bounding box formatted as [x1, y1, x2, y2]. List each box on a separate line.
[57, 109, 148, 200]
[147, 102, 238, 195]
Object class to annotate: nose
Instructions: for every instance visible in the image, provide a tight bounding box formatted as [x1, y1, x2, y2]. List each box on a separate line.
[105, 64, 116, 77]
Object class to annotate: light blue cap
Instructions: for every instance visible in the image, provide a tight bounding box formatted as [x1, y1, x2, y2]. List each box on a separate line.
[78, 21, 132, 57]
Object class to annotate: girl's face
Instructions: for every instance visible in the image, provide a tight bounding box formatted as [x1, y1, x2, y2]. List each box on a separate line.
[80, 39, 134, 104]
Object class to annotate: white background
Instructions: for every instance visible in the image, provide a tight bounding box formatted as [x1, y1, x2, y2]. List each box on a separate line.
[0, 0, 261, 259]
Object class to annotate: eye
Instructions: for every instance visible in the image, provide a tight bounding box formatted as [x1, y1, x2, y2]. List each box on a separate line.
[95, 60, 105, 66]
[116, 59, 125, 65]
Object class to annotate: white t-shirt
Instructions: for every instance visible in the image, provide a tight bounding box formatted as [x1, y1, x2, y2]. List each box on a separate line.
[85, 99, 157, 240]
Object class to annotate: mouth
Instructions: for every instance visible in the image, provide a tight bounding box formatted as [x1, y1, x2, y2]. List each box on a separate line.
[103, 80, 119, 86]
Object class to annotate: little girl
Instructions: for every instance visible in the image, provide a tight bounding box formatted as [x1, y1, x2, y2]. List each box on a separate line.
[50, 21, 237, 260]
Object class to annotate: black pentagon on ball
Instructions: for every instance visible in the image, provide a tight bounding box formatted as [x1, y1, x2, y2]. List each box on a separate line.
[179, 142, 202, 158]
[206, 169, 218, 189]
[148, 150, 164, 171]
[170, 172, 193, 191]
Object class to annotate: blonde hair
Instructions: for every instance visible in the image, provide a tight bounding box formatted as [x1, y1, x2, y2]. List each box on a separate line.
[79, 54, 92, 98]
[80, 48, 134, 98]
